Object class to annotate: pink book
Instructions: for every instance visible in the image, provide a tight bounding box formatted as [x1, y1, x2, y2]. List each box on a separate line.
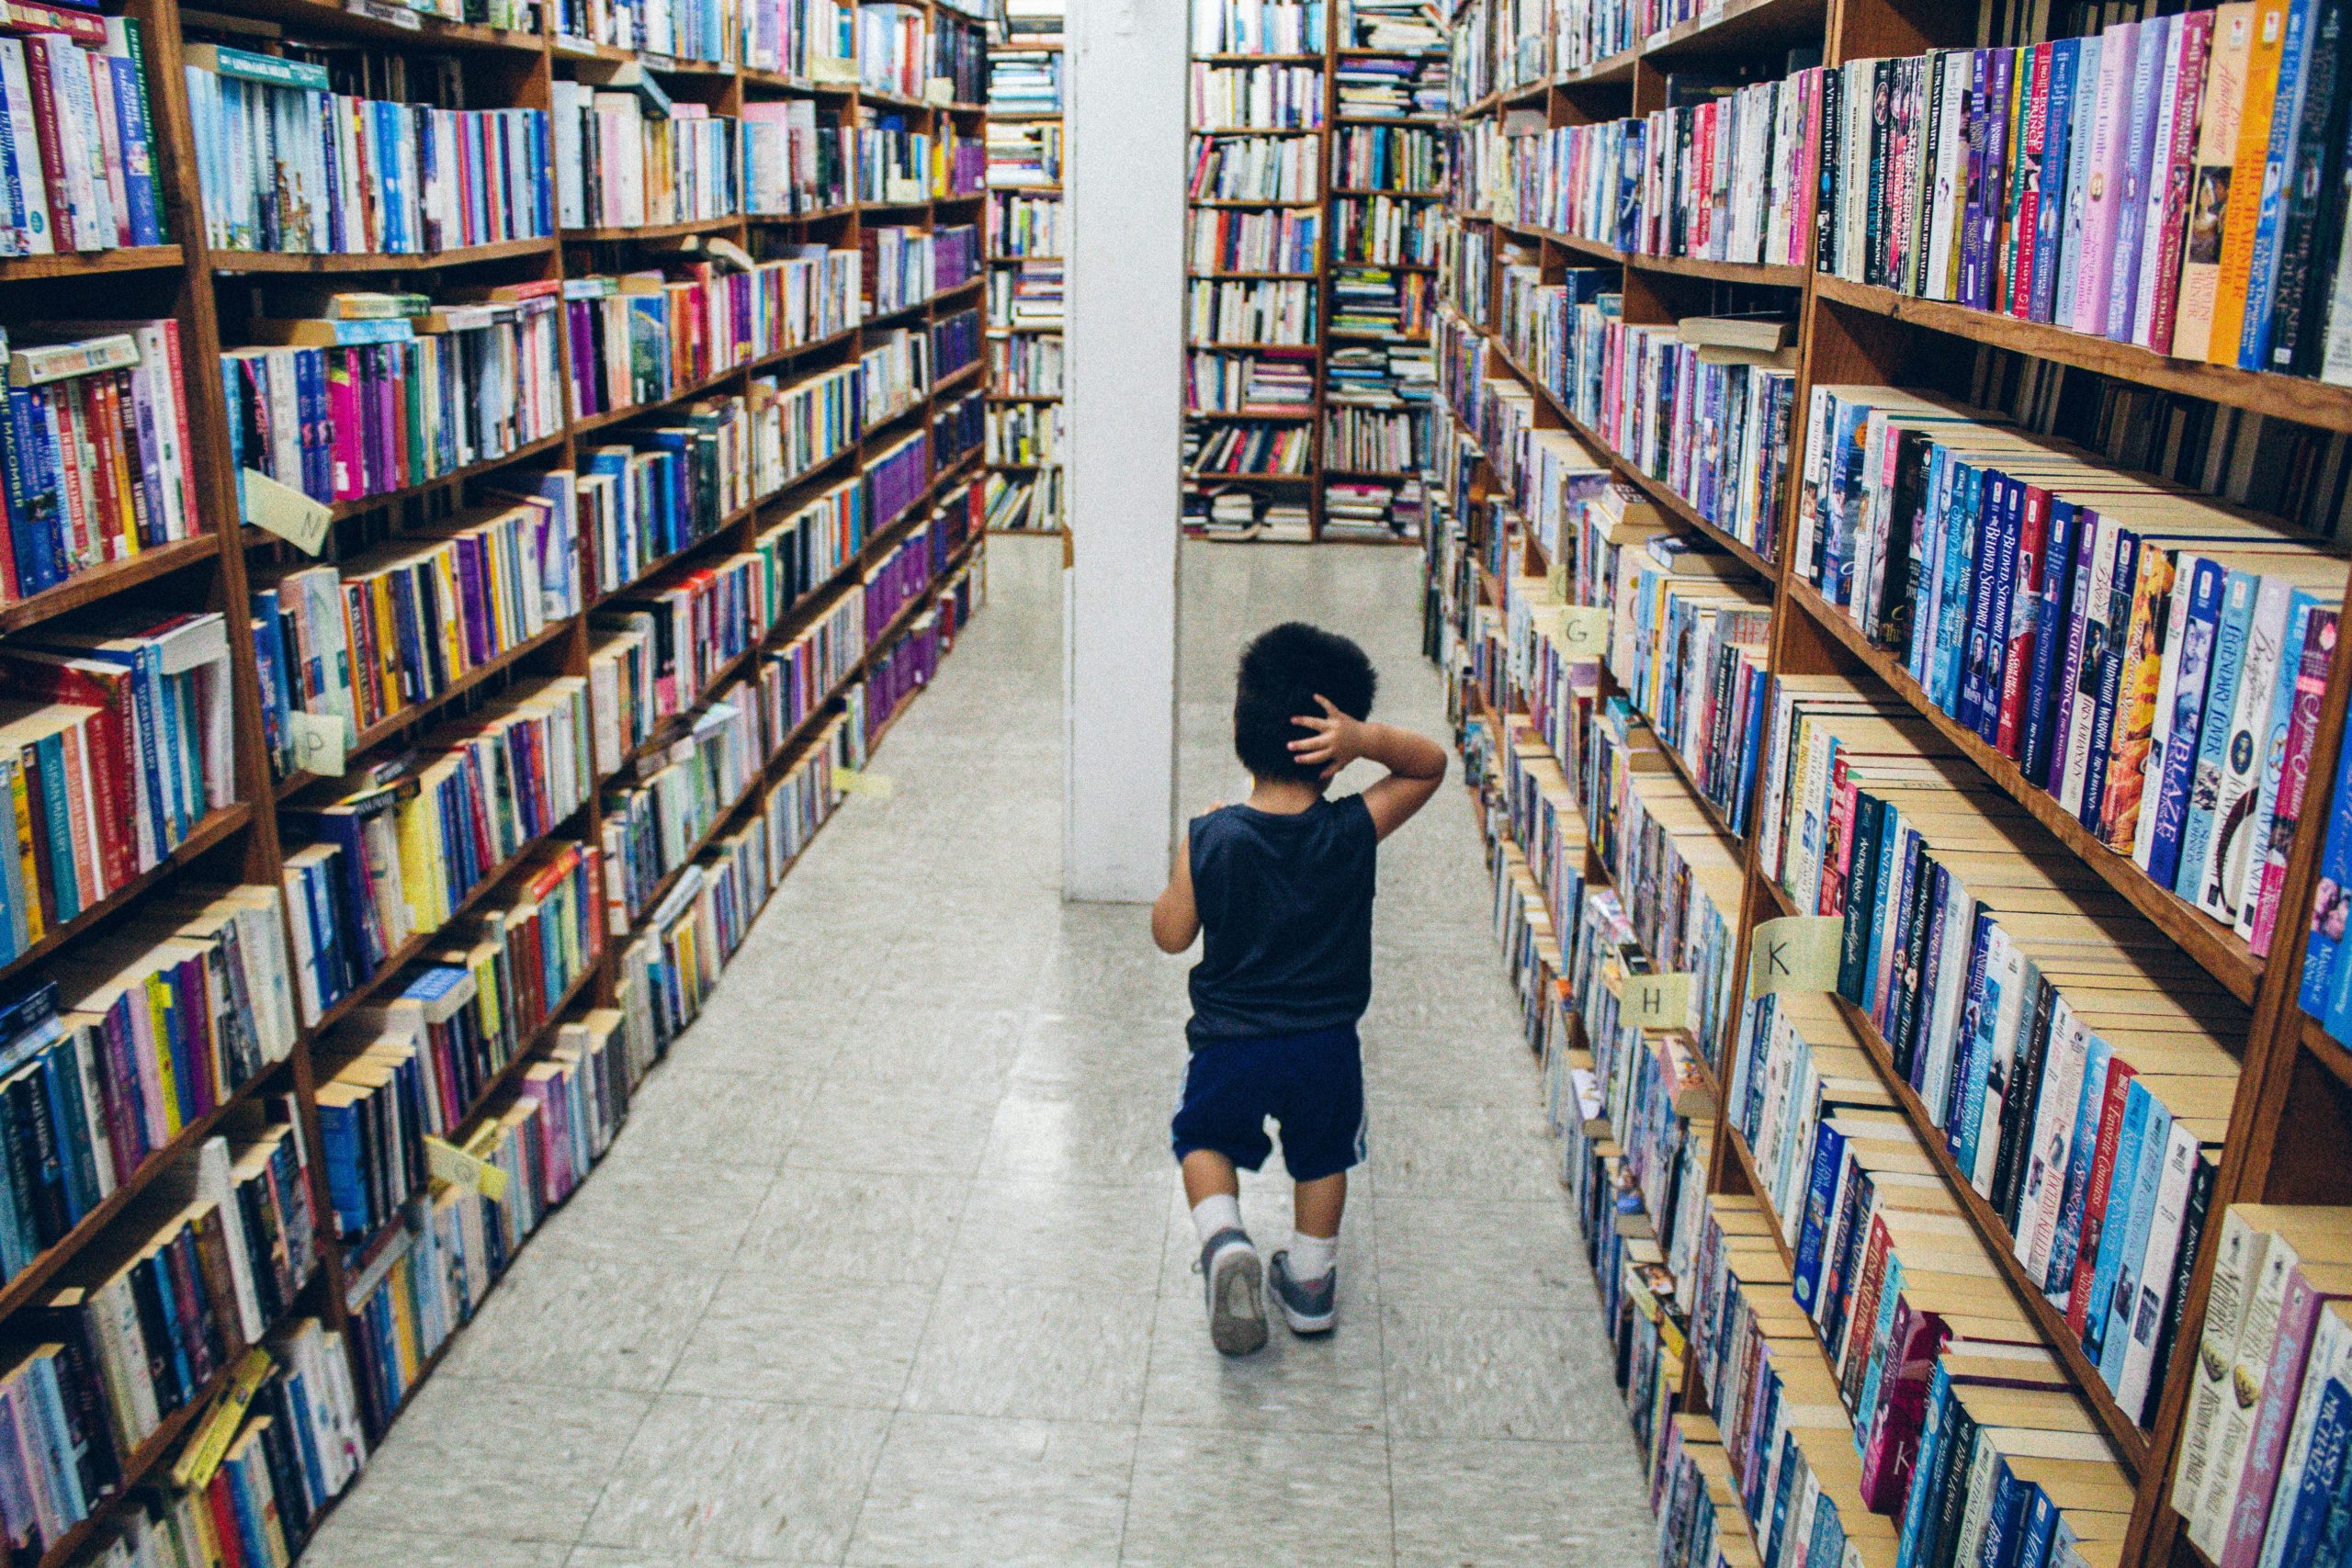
[2218, 1261, 2352, 1568]
[2072, 21, 2139, 334]
[327, 355, 362, 502]
[2140, 11, 2215, 353]
[2251, 609, 2339, 955]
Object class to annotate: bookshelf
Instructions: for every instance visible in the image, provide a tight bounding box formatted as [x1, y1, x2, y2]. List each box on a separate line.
[1430, 3, 2352, 1568]
[0, 0, 991, 1557]
[1182, 0, 1446, 544]
[980, 0, 1061, 534]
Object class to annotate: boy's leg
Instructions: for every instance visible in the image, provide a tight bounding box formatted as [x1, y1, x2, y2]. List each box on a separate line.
[1289, 1172, 1345, 1284]
[1267, 1027, 1363, 1335]
[1182, 1149, 1243, 1245]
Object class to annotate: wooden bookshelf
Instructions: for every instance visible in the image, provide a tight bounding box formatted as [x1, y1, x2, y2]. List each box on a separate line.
[980, 0, 1064, 535]
[1182, 0, 1445, 543]
[0, 0, 996, 1556]
[1430, 2, 2352, 1568]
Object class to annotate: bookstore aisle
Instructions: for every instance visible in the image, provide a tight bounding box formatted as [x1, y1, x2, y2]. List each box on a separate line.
[291, 537, 1657, 1568]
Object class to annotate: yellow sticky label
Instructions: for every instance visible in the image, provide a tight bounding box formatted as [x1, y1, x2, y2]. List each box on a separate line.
[425, 1135, 511, 1202]
[1612, 970, 1690, 1029]
[1747, 915, 1846, 998]
[834, 768, 894, 798]
[170, 1348, 276, 1490]
[243, 468, 333, 555]
[1555, 604, 1611, 658]
[286, 711, 347, 778]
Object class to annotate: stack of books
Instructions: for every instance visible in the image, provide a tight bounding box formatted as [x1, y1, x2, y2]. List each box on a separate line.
[1332, 53, 1447, 118]
[983, 118, 1061, 187]
[1340, 0, 1438, 50]
[1187, 347, 1315, 413]
[854, 0, 925, 96]
[988, 51, 1058, 114]
[987, 258, 1064, 329]
[1329, 265, 1430, 337]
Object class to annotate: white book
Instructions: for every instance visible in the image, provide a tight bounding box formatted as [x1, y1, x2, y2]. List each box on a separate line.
[0, 44, 34, 256]
[2198, 574, 2295, 922]
[2131, 20, 2190, 345]
[2134, 550, 2209, 868]
[1926, 51, 1970, 301]
[2118, 1121, 2203, 1421]
[2018, 1002, 2090, 1283]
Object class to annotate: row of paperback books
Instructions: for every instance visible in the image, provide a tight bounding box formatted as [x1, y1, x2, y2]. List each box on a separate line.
[985, 400, 1057, 467]
[0, 322, 201, 612]
[1753, 674, 2246, 1427]
[989, 332, 1060, 397]
[1190, 206, 1317, 272]
[1189, 278, 1317, 344]
[2170, 1205, 2352, 1568]
[1331, 124, 1440, 193]
[0, 611, 236, 945]
[1187, 347, 1313, 414]
[1, 1091, 333, 1563]
[225, 291, 567, 512]
[1188, 133, 1318, 203]
[990, 191, 1061, 256]
[1190, 0, 1322, 57]
[560, 254, 859, 416]
[4, 889, 300, 1289]
[1329, 266, 1429, 337]
[1188, 63, 1322, 130]
[1818, 9, 2352, 384]
[251, 496, 583, 770]
[1330, 192, 1437, 264]
[278, 676, 596, 1022]
[739, 98, 849, 217]
[985, 259, 1060, 329]
[1791, 385, 2346, 951]
[548, 88, 740, 232]
[0, 17, 168, 257]
[1192, 421, 1311, 475]
[186, 44, 553, 258]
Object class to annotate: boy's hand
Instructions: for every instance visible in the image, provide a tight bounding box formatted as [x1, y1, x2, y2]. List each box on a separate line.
[1289, 694, 1366, 781]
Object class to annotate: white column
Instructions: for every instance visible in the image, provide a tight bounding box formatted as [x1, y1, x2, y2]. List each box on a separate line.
[1061, 0, 1185, 903]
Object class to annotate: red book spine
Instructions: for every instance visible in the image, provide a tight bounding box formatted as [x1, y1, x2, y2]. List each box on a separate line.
[76, 377, 121, 561]
[17, 36, 72, 248]
[160, 320, 198, 532]
[1995, 484, 2053, 757]
[2065, 1059, 2140, 1333]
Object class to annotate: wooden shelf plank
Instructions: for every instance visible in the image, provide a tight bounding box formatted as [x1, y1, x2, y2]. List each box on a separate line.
[0, 244, 184, 282]
[212, 235, 557, 274]
[0, 535, 220, 637]
[1815, 275, 2352, 436]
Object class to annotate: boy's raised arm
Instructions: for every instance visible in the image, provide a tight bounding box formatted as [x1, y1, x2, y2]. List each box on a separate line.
[1289, 696, 1448, 840]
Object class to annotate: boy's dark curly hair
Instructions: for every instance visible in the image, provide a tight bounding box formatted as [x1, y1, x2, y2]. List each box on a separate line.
[1233, 622, 1377, 784]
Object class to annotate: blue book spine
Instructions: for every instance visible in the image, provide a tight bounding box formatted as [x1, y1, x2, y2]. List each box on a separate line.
[107, 53, 161, 248]
[1947, 913, 1996, 1148]
[2020, 498, 2081, 784]
[2107, 15, 2172, 342]
[1957, 474, 2008, 732]
[2083, 1077, 2154, 1362]
[1934, 465, 1985, 711]
[2303, 730, 2352, 1017]
[2100, 1095, 2174, 1385]
[2020, 1487, 2061, 1568]
[1792, 1122, 1848, 1314]
[2241, 0, 2321, 368]
[2045, 1037, 2114, 1298]
[2032, 40, 2081, 322]
[2149, 557, 2228, 890]
[2080, 530, 2143, 829]
[2307, 1391, 2352, 1568]
[1976, 473, 2026, 744]
[2181, 570, 2261, 897]
[2278, 1377, 2352, 1568]
[1896, 1364, 1956, 1568]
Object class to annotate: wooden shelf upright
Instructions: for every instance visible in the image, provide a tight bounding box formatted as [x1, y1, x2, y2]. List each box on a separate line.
[1430, 1, 2352, 1568]
[0, 0, 992, 1557]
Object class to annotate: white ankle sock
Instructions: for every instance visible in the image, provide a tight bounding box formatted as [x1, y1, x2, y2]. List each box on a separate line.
[1290, 1230, 1340, 1283]
[1191, 1194, 1244, 1246]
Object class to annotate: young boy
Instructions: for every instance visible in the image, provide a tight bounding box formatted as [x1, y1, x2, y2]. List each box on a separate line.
[1150, 622, 1447, 1356]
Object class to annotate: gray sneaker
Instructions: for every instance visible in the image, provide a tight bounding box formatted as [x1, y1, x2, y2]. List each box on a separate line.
[1269, 1251, 1337, 1335]
[1199, 1228, 1267, 1356]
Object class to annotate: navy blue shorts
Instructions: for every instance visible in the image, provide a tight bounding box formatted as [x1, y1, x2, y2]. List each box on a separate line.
[1170, 1023, 1365, 1182]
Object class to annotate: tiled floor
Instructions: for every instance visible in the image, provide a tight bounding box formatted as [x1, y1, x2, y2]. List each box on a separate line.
[300, 538, 1657, 1568]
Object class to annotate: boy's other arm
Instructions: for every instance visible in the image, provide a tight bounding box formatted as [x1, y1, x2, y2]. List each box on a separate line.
[1289, 696, 1448, 840]
[1151, 829, 1202, 953]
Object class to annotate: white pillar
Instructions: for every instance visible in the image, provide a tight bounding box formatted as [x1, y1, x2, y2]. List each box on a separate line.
[1061, 0, 1185, 903]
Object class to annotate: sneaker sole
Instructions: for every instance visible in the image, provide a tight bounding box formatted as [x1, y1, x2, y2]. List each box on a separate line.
[1275, 1292, 1336, 1336]
[1207, 1247, 1268, 1356]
